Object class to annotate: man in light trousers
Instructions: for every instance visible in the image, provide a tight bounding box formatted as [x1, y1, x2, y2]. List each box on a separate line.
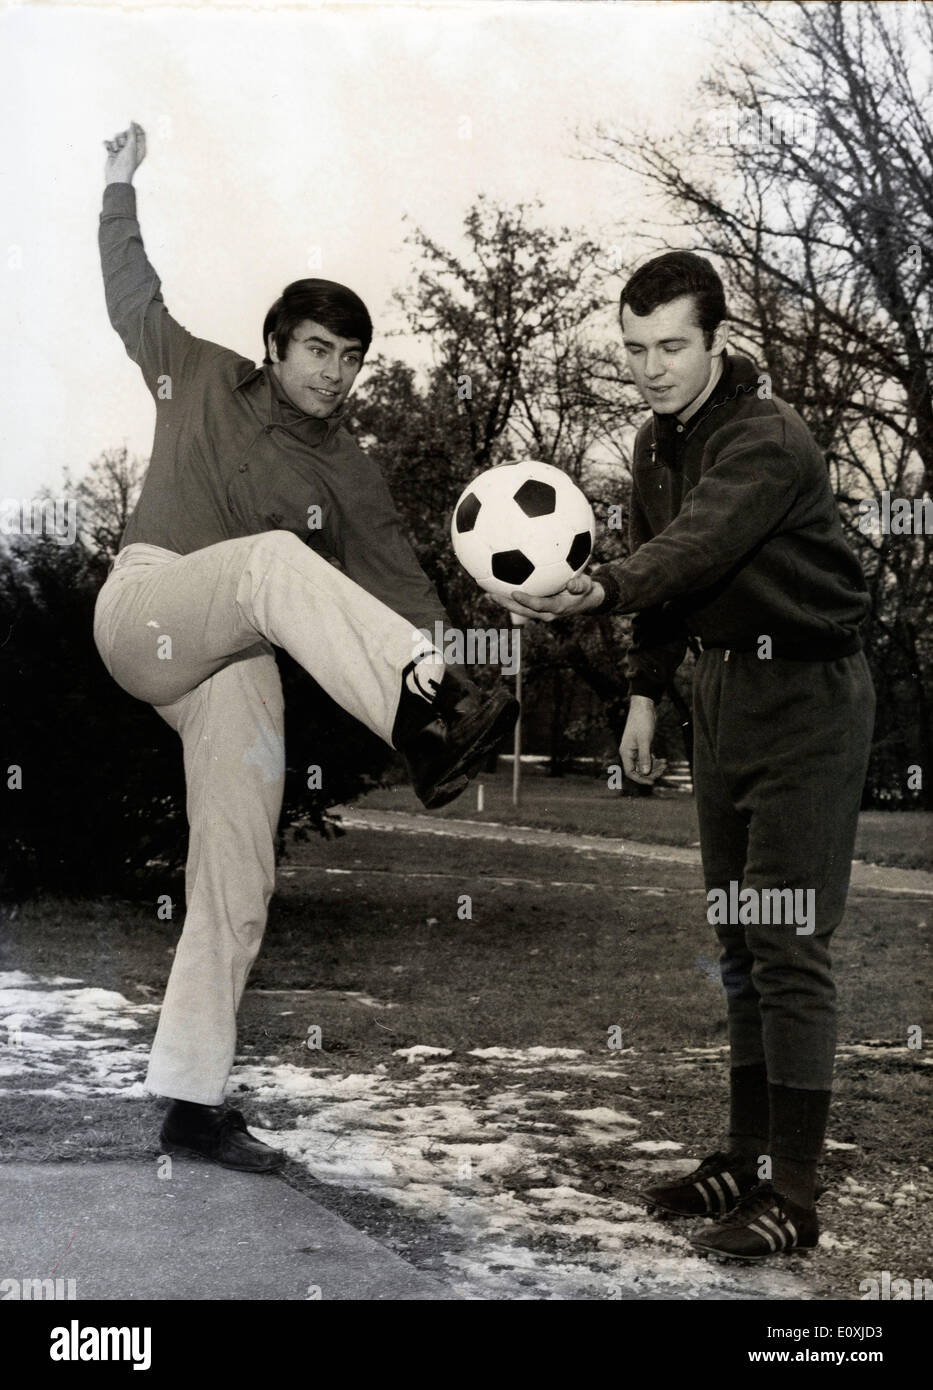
[94, 123, 516, 1172]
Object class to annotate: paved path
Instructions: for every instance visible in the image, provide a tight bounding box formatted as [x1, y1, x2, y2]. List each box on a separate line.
[334, 807, 933, 898]
[0, 1162, 457, 1301]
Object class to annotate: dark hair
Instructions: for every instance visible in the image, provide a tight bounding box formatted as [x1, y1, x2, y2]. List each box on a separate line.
[262, 278, 373, 364]
[620, 252, 727, 349]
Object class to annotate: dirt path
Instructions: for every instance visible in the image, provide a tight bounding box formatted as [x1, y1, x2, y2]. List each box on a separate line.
[335, 807, 933, 899]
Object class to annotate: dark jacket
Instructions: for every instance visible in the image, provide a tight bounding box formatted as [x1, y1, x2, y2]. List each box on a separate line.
[595, 351, 870, 701]
[99, 183, 447, 633]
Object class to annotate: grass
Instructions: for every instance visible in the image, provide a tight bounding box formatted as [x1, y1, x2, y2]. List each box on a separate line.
[1, 822, 929, 1298]
[358, 767, 933, 871]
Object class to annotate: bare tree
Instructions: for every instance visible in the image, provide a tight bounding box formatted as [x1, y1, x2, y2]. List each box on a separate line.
[59, 447, 148, 569]
[588, 0, 933, 805]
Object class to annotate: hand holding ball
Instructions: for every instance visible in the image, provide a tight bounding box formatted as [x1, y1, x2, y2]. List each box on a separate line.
[451, 462, 598, 619]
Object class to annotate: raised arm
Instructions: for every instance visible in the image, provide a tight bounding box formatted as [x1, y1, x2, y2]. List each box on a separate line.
[99, 122, 213, 396]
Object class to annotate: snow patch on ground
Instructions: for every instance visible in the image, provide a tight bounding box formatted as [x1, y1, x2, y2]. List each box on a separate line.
[564, 1107, 642, 1148]
[242, 1046, 811, 1302]
[0, 972, 157, 1097]
[630, 1139, 685, 1153]
[619, 1157, 699, 1175]
[1, 971, 816, 1302]
[468, 1047, 586, 1061]
[394, 1045, 453, 1062]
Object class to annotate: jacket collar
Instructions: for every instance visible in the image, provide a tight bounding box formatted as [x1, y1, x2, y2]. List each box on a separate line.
[650, 350, 760, 467]
[234, 361, 348, 445]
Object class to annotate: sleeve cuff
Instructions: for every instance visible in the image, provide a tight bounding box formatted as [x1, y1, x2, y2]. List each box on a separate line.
[592, 567, 623, 615]
[102, 182, 137, 214]
[628, 675, 665, 703]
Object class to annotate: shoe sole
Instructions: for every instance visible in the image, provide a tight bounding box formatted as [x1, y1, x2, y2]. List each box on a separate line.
[159, 1138, 285, 1175]
[421, 774, 470, 810]
[439, 694, 519, 788]
[690, 1243, 817, 1262]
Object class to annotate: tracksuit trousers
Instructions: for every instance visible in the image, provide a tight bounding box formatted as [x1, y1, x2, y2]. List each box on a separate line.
[93, 530, 432, 1105]
[692, 647, 876, 1093]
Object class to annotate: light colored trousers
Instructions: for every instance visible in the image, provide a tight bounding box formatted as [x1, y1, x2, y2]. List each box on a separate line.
[93, 531, 429, 1104]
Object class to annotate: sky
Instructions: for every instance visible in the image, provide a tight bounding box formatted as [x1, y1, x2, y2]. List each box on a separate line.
[0, 0, 743, 499]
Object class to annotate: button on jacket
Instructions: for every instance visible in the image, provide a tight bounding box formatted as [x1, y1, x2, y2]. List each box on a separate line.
[99, 182, 447, 633]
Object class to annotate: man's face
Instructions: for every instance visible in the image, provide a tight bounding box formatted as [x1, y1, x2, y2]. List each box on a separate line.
[268, 320, 364, 418]
[621, 295, 727, 416]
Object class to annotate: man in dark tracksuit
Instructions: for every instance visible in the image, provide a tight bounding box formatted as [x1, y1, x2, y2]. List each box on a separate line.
[498, 251, 875, 1260]
[93, 123, 516, 1173]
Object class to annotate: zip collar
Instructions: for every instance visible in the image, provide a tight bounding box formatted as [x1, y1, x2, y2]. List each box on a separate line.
[649, 351, 761, 467]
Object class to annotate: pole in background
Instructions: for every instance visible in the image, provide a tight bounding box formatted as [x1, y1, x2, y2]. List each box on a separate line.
[510, 613, 526, 807]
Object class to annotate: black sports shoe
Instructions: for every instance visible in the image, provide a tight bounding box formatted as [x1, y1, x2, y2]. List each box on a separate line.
[394, 667, 519, 810]
[690, 1182, 819, 1261]
[638, 1150, 759, 1218]
[159, 1101, 285, 1174]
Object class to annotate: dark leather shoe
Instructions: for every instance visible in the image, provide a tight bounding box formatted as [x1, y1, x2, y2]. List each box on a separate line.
[638, 1150, 759, 1217]
[402, 734, 470, 810]
[159, 1101, 285, 1174]
[690, 1183, 819, 1261]
[398, 672, 519, 809]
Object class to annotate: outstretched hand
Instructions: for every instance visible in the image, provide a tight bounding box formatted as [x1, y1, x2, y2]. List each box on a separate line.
[493, 572, 605, 623]
[104, 121, 146, 185]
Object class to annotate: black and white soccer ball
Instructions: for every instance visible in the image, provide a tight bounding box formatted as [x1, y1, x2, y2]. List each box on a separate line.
[451, 461, 595, 599]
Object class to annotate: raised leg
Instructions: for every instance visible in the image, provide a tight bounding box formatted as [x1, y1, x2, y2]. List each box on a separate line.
[94, 531, 437, 741]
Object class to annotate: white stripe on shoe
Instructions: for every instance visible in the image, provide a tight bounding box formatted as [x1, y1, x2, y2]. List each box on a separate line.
[758, 1212, 788, 1249]
[694, 1180, 712, 1213]
[707, 1175, 728, 1213]
[747, 1221, 778, 1252]
[722, 1170, 741, 1201]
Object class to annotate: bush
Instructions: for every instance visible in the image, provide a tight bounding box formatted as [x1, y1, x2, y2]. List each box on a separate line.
[0, 536, 393, 900]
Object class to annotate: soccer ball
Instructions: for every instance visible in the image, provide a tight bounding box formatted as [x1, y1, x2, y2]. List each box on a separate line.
[450, 461, 595, 599]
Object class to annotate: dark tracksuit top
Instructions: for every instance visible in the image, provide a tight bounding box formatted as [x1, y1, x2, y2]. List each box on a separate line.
[593, 350, 870, 699]
[98, 182, 448, 636]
